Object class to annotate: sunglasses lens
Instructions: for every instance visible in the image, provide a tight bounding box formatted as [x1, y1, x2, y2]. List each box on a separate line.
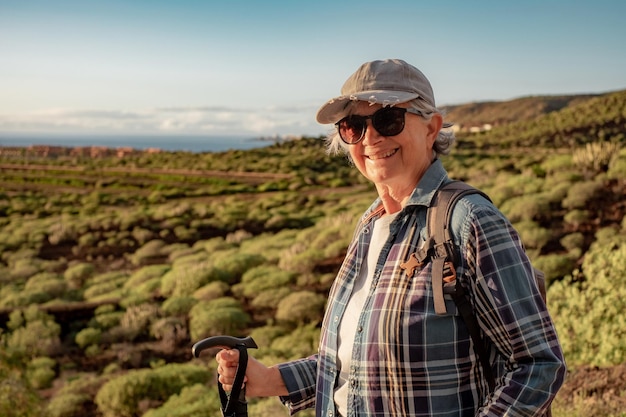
[372, 108, 405, 136]
[336, 107, 407, 144]
[337, 116, 366, 144]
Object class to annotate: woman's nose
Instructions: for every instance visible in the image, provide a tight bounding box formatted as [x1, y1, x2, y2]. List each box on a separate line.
[361, 120, 383, 145]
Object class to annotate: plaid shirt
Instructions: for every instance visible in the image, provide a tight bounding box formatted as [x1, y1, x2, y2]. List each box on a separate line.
[278, 160, 566, 416]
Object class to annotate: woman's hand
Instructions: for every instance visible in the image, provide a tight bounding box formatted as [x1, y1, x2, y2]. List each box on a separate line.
[215, 348, 288, 398]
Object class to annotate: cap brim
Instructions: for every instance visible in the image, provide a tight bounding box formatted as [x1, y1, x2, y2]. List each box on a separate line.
[316, 90, 420, 124]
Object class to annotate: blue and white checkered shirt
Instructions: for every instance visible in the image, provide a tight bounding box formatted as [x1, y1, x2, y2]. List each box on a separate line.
[278, 159, 566, 417]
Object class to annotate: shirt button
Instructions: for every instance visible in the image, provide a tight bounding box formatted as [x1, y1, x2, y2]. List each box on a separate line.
[328, 411, 333, 417]
[357, 326, 363, 333]
[334, 315, 339, 323]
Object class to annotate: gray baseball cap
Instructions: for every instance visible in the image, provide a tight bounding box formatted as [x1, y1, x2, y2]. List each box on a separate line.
[316, 59, 437, 124]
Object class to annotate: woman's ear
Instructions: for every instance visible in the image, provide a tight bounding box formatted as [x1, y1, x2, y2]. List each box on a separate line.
[427, 113, 443, 144]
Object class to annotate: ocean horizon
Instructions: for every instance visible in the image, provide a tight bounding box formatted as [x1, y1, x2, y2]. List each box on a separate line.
[0, 133, 282, 153]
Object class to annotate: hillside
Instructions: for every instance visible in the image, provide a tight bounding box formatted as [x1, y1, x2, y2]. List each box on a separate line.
[442, 93, 601, 129]
[1, 92, 625, 417]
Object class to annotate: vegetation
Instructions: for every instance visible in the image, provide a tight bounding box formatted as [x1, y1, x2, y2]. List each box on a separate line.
[1, 90, 625, 416]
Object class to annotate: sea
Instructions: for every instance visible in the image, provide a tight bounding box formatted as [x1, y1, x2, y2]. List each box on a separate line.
[0, 133, 281, 153]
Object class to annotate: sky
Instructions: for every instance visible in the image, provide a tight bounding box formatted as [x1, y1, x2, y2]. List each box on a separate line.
[1, 0, 625, 139]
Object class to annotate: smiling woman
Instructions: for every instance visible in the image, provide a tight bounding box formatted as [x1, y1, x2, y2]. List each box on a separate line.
[215, 58, 566, 417]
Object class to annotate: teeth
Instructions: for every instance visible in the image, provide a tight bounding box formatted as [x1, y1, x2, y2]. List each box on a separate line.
[368, 149, 397, 160]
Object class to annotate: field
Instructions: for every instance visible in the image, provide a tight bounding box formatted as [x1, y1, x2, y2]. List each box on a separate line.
[1, 91, 626, 416]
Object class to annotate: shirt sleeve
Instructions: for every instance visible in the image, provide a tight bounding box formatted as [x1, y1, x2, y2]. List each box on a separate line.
[460, 203, 566, 417]
[277, 355, 318, 414]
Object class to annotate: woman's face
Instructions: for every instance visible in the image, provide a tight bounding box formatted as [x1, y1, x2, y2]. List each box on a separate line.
[347, 102, 441, 196]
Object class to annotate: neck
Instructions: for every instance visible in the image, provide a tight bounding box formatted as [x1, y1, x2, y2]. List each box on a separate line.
[376, 183, 414, 215]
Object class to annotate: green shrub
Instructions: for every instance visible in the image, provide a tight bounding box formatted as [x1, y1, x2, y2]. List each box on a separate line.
[512, 220, 552, 251]
[561, 180, 604, 210]
[233, 265, 295, 298]
[131, 227, 156, 245]
[532, 254, 575, 285]
[84, 271, 128, 300]
[130, 239, 167, 266]
[239, 230, 299, 263]
[563, 209, 590, 227]
[6, 306, 61, 358]
[249, 325, 289, 350]
[124, 264, 170, 289]
[91, 310, 124, 330]
[46, 373, 106, 417]
[0, 288, 53, 308]
[24, 272, 67, 299]
[94, 363, 212, 417]
[541, 154, 574, 175]
[160, 260, 217, 297]
[47, 392, 91, 417]
[161, 296, 198, 316]
[26, 356, 56, 389]
[270, 324, 321, 360]
[142, 384, 221, 417]
[607, 151, 626, 179]
[548, 238, 626, 366]
[64, 262, 95, 289]
[116, 303, 161, 342]
[212, 251, 266, 284]
[75, 327, 102, 349]
[193, 281, 229, 301]
[188, 297, 250, 340]
[275, 291, 326, 325]
[249, 287, 291, 310]
[126, 277, 161, 301]
[560, 232, 585, 252]
[500, 194, 550, 222]
[0, 369, 43, 416]
[150, 317, 187, 345]
[8, 257, 41, 281]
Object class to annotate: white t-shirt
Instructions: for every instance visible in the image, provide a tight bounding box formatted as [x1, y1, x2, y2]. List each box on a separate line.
[334, 212, 398, 416]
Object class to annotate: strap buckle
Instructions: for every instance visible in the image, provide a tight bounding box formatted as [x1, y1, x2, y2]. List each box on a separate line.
[442, 260, 456, 283]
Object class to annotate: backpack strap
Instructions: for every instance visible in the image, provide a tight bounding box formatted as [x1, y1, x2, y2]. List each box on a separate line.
[427, 181, 496, 391]
[428, 181, 490, 315]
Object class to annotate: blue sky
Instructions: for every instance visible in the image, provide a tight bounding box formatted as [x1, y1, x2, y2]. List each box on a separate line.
[1, 0, 625, 138]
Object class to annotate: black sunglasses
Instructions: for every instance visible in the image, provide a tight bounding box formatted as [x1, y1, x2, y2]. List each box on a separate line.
[335, 107, 423, 144]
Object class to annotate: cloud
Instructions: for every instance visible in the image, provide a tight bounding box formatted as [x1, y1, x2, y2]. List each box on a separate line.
[0, 104, 326, 137]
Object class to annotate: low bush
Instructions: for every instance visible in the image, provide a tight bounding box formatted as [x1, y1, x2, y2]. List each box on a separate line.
[188, 297, 250, 340]
[548, 237, 626, 366]
[130, 239, 168, 266]
[193, 281, 229, 301]
[46, 373, 107, 417]
[5, 306, 62, 359]
[561, 180, 604, 210]
[233, 265, 295, 298]
[142, 383, 221, 417]
[161, 296, 197, 316]
[75, 327, 102, 349]
[26, 356, 56, 389]
[94, 363, 212, 417]
[64, 262, 95, 289]
[533, 253, 576, 285]
[275, 291, 326, 325]
[513, 220, 552, 251]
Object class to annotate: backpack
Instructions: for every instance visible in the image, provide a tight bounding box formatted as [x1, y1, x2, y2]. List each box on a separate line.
[422, 181, 551, 416]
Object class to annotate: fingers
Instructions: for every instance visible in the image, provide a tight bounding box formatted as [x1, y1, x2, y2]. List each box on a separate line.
[215, 349, 243, 391]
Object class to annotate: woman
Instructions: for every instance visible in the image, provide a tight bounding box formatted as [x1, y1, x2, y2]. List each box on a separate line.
[217, 59, 566, 416]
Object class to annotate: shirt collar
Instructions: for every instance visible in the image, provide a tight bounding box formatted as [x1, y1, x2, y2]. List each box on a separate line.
[404, 158, 449, 208]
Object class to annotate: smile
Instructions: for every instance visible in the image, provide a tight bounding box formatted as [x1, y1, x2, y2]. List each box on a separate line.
[366, 148, 398, 160]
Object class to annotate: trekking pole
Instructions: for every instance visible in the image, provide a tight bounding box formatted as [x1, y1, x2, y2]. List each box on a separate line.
[192, 335, 258, 417]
